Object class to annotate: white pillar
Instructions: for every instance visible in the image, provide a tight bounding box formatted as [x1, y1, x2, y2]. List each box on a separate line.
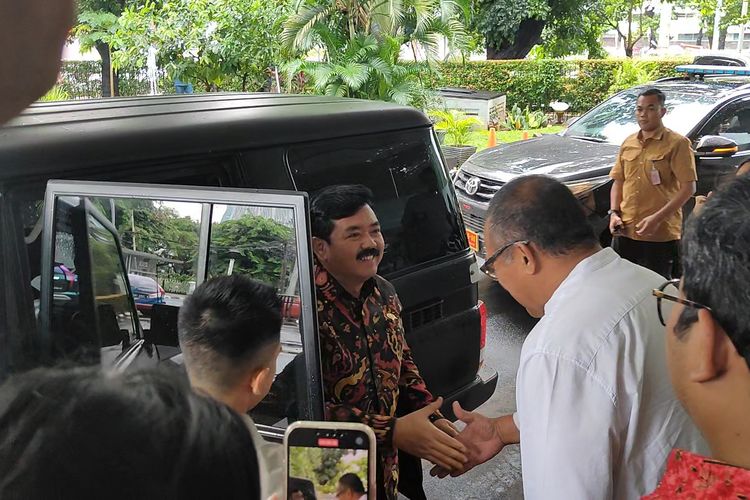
[658, 1, 673, 50]
[713, 0, 724, 49]
[739, 0, 748, 52]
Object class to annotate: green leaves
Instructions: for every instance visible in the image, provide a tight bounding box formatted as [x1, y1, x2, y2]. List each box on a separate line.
[281, 0, 470, 106]
[429, 109, 483, 145]
[112, 0, 291, 91]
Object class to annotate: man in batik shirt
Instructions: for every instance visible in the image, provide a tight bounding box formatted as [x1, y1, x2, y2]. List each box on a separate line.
[645, 175, 750, 498]
[310, 185, 467, 500]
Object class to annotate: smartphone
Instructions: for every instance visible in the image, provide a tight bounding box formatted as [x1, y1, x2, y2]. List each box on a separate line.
[284, 421, 376, 500]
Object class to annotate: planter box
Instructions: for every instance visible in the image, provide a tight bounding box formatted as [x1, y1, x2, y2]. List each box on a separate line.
[441, 145, 477, 173]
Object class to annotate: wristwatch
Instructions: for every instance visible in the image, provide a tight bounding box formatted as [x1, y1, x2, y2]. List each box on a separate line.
[607, 209, 621, 217]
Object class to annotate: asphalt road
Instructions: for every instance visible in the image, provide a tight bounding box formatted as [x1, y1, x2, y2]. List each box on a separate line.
[421, 274, 537, 500]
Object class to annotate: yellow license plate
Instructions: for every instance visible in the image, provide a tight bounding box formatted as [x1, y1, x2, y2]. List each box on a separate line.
[466, 229, 479, 252]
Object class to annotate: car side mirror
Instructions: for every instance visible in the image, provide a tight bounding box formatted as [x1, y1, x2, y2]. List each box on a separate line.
[695, 135, 739, 156]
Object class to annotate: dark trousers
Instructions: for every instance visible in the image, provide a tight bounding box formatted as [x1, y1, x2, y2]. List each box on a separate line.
[375, 450, 426, 500]
[612, 236, 679, 279]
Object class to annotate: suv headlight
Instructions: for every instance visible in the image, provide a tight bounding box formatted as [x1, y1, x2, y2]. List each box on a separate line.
[566, 176, 611, 198]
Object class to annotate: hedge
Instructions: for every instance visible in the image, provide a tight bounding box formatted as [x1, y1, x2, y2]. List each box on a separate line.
[59, 61, 174, 99]
[429, 58, 692, 114]
[59, 58, 692, 112]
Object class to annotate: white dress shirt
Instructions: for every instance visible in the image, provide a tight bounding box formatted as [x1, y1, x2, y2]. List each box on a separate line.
[243, 414, 284, 500]
[515, 248, 707, 500]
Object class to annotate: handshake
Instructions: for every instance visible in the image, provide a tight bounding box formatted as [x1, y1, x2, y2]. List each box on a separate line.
[393, 398, 510, 478]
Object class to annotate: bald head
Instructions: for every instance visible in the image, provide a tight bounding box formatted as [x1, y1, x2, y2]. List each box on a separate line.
[486, 175, 598, 255]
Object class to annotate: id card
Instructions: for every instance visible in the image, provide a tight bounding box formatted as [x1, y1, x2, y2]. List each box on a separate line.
[649, 165, 661, 185]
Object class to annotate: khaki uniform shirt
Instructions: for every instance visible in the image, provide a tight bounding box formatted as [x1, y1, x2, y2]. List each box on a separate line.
[610, 127, 697, 242]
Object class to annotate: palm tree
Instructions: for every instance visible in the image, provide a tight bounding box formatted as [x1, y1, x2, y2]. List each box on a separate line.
[281, 0, 470, 107]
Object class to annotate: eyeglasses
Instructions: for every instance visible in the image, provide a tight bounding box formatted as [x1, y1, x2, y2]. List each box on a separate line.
[652, 279, 711, 326]
[480, 240, 529, 279]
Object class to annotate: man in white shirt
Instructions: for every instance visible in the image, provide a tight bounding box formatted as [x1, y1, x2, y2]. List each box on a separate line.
[178, 275, 284, 500]
[434, 175, 706, 499]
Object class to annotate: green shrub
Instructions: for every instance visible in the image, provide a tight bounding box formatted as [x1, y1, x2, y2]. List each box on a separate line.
[39, 86, 71, 102]
[431, 58, 690, 114]
[428, 109, 485, 146]
[503, 104, 549, 130]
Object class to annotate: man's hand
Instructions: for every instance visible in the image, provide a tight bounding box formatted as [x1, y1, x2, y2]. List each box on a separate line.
[430, 402, 507, 479]
[693, 192, 712, 215]
[433, 418, 460, 438]
[609, 213, 623, 235]
[393, 397, 467, 472]
[0, 0, 75, 124]
[635, 213, 664, 237]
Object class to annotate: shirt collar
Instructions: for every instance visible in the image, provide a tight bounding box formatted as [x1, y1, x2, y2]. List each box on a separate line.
[638, 126, 666, 143]
[544, 247, 618, 315]
[314, 257, 377, 303]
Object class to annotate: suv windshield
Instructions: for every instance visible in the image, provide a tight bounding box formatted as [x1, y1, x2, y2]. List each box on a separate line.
[564, 88, 720, 145]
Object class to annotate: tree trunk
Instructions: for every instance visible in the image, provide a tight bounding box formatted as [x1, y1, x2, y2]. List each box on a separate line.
[626, 8, 634, 57]
[95, 42, 114, 97]
[696, 27, 704, 46]
[486, 18, 546, 59]
[719, 27, 728, 49]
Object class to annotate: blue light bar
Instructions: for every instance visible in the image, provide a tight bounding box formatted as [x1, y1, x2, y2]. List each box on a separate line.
[676, 64, 750, 76]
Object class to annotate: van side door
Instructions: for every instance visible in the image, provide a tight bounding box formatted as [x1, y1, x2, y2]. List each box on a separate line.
[39, 180, 322, 440]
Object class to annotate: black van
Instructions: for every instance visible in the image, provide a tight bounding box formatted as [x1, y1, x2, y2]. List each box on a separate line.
[0, 93, 496, 439]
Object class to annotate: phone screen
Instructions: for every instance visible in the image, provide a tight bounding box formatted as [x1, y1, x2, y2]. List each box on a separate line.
[287, 427, 372, 500]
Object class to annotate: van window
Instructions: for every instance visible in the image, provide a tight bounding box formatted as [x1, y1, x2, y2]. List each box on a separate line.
[41, 189, 318, 429]
[287, 128, 468, 276]
[47, 197, 138, 365]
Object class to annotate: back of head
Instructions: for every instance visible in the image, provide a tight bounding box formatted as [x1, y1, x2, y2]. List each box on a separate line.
[339, 472, 366, 494]
[486, 175, 597, 255]
[680, 175, 750, 367]
[310, 185, 374, 242]
[178, 275, 282, 389]
[0, 366, 260, 500]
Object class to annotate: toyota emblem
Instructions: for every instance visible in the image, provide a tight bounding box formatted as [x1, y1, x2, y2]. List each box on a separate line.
[465, 176, 481, 195]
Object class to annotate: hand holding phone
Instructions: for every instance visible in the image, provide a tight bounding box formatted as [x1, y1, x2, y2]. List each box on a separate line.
[284, 422, 376, 500]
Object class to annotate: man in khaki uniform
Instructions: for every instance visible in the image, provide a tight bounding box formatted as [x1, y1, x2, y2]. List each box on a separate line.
[609, 88, 697, 278]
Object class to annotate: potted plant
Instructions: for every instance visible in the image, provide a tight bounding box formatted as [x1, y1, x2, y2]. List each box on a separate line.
[429, 110, 484, 172]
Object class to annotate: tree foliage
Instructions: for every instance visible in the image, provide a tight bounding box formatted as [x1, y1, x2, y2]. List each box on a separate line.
[281, 0, 470, 107]
[73, 0, 131, 96]
[594, 0, 659, 57]
[112, 0, 290, 92]
[472, 0, 605, 59]
[671, 0, 749, 48]
[209, 214, 294, 288]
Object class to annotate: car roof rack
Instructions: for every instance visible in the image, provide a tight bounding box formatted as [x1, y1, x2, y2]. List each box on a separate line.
[675, 64, 750, 80]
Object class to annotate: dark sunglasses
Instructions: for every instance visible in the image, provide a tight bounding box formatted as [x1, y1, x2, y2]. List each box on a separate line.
[480, 240, 529, 279]
[652, 279, 711, 326]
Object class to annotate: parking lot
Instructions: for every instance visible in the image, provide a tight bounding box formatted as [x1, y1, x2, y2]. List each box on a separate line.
[422, 273, 537, 499]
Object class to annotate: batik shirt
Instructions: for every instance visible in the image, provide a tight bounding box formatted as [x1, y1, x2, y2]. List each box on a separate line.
[644, 449, 750, 499]
[315, 262, 437, 500]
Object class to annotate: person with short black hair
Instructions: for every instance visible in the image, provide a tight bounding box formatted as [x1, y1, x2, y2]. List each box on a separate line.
[310, 185, 466, 500]
[609, 87, 697, 278]
[645, 175, 750, 497]
[0, 366, 261, 500]
[178, 274, 284, 500]
[335, 473, 366, 500]
[433, 175, 705, 499]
